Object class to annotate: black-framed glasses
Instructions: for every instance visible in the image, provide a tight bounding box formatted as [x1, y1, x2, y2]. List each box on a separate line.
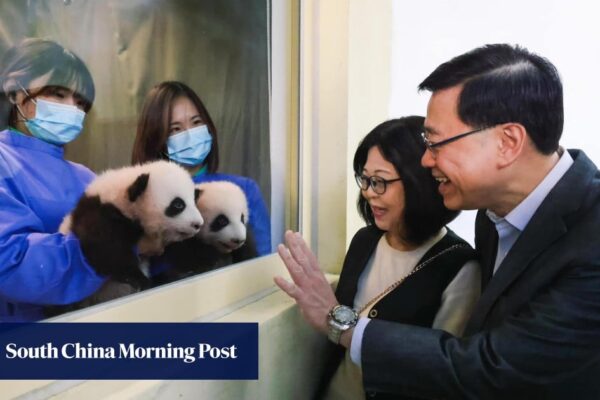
[355, 174, 401, 195]
[421, 126, 492, 157]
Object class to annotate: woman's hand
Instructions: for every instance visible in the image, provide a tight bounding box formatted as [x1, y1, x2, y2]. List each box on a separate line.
[274, 231, 338, 335]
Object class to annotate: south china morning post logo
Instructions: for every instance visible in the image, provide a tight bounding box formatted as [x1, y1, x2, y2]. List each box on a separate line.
[0, 323, 258, 379]
[5, 341, 238, 363]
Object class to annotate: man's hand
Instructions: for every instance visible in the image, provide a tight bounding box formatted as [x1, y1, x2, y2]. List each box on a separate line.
[274, 230, 339, 335]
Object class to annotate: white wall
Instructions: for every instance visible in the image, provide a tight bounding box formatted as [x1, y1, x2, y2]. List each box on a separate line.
[346, 0, 393, 246]
[300, 0, 351, 272]
[388, 0, 600, 244]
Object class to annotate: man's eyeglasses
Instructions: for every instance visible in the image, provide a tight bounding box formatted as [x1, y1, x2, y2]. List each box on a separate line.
[355, 174, 401, 195]
[421, 126, 493, 157]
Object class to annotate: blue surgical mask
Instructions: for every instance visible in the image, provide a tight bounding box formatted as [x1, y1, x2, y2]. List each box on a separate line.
[16, 85, 86, 145]
[167, 125, 213, 166]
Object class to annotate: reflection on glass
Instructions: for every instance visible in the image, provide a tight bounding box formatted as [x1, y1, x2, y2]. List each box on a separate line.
[0, 0, 272, 319]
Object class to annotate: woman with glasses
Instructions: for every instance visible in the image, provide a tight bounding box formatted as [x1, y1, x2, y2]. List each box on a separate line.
[319, 116, 480, 400]
[0, 38, 106, 321]
[131, 81, 271, 256]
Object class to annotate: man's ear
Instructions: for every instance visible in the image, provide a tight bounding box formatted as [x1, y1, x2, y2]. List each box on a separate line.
[497, 123, 527, 167]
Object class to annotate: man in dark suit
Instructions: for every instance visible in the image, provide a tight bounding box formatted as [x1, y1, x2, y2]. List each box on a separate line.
[275, 43, 600, 399]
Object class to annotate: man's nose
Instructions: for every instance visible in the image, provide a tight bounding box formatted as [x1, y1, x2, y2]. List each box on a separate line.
[421, 148, 435, 168]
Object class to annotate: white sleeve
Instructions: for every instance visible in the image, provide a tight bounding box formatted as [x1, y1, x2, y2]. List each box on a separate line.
[431, 259, 481, 336]
[350, 317, 370, 366]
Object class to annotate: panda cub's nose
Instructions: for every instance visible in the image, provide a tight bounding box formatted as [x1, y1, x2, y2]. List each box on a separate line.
[191, 222, 202, 231]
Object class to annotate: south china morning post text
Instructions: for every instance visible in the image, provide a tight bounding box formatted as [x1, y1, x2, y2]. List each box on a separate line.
[0, 323, 258, 379]
[5, 341, 238, 364]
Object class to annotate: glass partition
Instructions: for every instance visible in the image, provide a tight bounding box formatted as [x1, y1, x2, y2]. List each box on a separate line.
[0, 0, 298, 315]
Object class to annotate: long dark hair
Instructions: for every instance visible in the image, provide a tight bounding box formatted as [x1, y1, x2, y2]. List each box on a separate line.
[353, 116, 460, 245]
[131, 81, 219, 172]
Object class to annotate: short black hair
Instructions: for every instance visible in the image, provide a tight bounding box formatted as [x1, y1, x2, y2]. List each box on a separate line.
[353, 116, 460, 245]
[419, 44, 563, 155]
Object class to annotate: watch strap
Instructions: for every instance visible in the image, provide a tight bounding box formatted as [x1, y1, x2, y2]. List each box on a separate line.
[328, 325, 343, 344]
[327, 305, 358, 345]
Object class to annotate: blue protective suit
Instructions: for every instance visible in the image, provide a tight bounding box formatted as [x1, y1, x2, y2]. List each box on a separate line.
[0, 129, 105, 321]
[193, 173, 271, 256]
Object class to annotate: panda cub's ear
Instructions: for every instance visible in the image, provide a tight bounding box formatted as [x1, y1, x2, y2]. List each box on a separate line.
[194, 188, 203, 201]
[127, 173, 150, 202]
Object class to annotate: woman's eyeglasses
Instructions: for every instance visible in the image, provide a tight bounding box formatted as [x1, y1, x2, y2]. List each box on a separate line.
[355, 174, 401, 195]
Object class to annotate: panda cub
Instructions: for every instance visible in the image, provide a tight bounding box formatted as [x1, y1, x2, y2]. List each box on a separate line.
[161, 181, 258, 281]
[59, 160, 203, 290]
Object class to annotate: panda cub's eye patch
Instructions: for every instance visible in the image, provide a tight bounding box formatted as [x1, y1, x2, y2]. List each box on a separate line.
[165, 197, 186, 217]
[210, 214, 230, 232]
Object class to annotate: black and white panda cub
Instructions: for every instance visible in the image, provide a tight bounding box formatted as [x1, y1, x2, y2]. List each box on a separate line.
[57, 160, 203, 297]
[161, 181, 258, 281]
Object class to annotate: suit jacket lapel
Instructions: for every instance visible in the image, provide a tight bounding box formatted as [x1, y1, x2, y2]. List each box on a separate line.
[466, 207, 566, 332]
[465, 149, 594, 334]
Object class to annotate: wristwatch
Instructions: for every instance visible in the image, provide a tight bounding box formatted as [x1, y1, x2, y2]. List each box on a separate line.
[327, 305, 359, 344]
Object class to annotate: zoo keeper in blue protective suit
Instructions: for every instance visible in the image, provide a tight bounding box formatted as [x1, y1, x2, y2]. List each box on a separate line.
[0, 38, 105, 321]
[131, 81, 271, 255]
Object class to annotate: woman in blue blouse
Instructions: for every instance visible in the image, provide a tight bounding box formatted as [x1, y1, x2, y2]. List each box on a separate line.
[0, 38, 105, 321]
[131, 81, 271, 256]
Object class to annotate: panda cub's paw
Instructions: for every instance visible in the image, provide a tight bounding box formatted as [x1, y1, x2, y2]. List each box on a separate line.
[138, 233, 166, 257]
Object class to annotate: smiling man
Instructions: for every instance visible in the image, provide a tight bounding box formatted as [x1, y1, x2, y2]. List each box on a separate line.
[276, 44, 600, 399]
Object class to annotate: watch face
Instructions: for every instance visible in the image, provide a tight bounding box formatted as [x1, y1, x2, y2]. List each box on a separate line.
[335, 307, 356, 324]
